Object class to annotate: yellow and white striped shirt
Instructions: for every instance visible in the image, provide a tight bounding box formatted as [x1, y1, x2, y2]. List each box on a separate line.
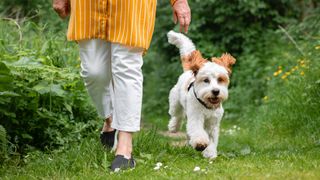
[67, 0, 177, 50]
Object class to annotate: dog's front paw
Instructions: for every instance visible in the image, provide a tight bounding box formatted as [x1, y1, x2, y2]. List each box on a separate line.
[189, 135, 210, 151]
[202, 148, 217, 159]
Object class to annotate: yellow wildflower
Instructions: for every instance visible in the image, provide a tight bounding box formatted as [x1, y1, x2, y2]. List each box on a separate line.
[273, 69, 282, 76]
[281, 75, 287, 79]
[300, 71, 305, 76]
[285, 72, 291, 76]
[315, 45, 320, 50]
[263, 96, 268, 101]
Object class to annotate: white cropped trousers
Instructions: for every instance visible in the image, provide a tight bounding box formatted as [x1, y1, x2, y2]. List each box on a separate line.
[79, 39, 143, 132]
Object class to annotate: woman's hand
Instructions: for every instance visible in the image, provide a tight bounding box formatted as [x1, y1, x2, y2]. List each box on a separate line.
[53, 0, 70, 19]
[172, 0, 191, 33]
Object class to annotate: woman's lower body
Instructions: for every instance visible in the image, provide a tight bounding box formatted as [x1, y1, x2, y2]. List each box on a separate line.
[78, 39, 143, 170]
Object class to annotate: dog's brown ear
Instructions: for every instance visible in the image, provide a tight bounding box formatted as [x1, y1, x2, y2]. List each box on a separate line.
[211, 53, 236, 74]
[182, 51, 208, 75]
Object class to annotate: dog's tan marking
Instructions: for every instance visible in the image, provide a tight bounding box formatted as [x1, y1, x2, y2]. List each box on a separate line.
[211, 53, 236, 75]
[181, 50, 208, 74]
[217, 74, 229, 85]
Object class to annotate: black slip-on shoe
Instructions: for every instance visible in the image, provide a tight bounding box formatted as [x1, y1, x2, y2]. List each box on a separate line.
[110, 155, 136, 172]
[100, 130, 116, 148]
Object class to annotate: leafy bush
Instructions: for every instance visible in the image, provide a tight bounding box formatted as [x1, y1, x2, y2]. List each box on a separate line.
[0, 0, 51, 18]
[1, 62, 96, 151]
[0, 125, 7, 163]
[0, 20, 99, 153]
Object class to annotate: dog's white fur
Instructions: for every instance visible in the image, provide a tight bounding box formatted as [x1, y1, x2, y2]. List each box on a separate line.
[167, 31, 232, 159]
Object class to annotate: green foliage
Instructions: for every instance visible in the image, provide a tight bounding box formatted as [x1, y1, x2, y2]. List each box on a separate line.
[0, 20, 99, 153]
[1, 128, 319, 179]
[1, 62, 95, 151]
[143, 0, 314, 119]
[143, 1, 320, 148]
[0, 0, 319, 168]
[0, 1, 68, 35]
[0, 0, 51, 18]
[242, 15, 320, 143]
[0, 125, 7, 163]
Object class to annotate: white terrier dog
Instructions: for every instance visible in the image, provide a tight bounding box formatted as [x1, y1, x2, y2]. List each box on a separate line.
[167, 31, 236, 159]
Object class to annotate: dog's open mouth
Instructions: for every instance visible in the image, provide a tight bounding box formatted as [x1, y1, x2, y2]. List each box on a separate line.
[208, 97, 220, 104]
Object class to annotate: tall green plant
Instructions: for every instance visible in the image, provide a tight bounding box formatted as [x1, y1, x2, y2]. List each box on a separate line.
[0, 125, 7, 162]
[0, 19, 99, 153]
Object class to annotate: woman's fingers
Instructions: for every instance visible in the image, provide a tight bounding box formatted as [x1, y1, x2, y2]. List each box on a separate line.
[184, 16, 190, 33]
[173, 12, 178, 24]
[53, 0, 70, 19]
[177, 13, 190, 33]
[178, 14, 186, 32]
[172, 0, 191, 33]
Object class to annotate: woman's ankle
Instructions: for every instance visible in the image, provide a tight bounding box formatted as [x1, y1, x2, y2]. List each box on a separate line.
[115, 149, 132, 159]
[115, 131, 133, 158]
[102, 117, 114, 132]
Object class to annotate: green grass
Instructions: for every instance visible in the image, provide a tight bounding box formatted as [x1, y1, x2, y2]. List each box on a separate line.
[1, 31, 320, 180]
[1, 120, 319, 179]
[1, 4, 320, 180]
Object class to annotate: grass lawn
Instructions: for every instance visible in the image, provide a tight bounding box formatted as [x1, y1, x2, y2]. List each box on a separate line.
[1, 1, 319, 179]
[1, 5, 319, 179]
[1, 120, 319, 179]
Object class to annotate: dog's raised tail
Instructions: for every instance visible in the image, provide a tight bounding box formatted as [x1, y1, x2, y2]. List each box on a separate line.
[168, 31, 206, 72]
[167, 30, 196, 57]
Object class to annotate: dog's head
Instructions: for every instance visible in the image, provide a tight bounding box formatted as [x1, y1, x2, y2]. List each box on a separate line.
[185, 51, 236, 108]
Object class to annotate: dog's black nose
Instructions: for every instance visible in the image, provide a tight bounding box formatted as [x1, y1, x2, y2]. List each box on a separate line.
[212, 89, 220, 96]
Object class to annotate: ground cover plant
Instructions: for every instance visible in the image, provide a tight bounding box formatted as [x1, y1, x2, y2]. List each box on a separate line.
[1, 0, 319, 179]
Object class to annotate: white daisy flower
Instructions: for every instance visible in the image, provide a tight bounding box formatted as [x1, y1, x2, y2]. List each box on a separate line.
[156, 162, 163, 167]
[193, 166, 200, 171]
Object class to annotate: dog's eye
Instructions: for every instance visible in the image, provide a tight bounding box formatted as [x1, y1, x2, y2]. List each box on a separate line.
[203, 78, 210, 83]
[218, 77, 224, 83]
[218, 76, 228, 84]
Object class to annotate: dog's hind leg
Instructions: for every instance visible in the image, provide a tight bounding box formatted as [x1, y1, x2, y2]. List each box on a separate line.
[168, 86, 183, 133]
